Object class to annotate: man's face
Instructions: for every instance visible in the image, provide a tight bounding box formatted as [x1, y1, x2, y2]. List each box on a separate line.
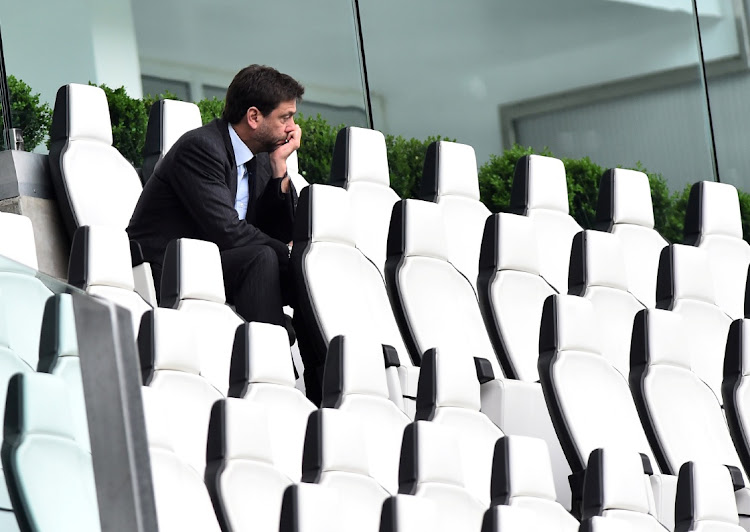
[254, 99, 297, 153]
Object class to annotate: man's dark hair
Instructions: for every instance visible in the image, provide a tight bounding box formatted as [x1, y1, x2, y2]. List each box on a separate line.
[222, 65, 305, 123]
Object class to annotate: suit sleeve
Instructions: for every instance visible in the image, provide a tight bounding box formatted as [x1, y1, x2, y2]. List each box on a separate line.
[255, 175, 297, 243]
[169, 135, 277, 250]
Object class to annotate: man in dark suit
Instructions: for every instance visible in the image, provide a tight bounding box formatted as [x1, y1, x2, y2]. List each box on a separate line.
[127, 65, 304, 329]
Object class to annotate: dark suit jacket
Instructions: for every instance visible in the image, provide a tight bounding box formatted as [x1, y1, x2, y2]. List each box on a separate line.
[127, 118, 296, 269]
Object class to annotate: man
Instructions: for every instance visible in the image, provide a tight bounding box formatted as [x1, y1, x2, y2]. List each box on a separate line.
[127, 65, 304, 331]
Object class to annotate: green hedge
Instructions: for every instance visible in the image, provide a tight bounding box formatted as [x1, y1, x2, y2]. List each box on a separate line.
[6, 76, 749, 243]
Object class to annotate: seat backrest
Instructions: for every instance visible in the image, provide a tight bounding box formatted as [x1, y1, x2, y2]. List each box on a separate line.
[684, 181, 750, 320]
[482, 504, 568, 532]
[204, 397, 292, 532]
[160, 237, 244, 394]
[582, 448, 664, 531]
[398, 421, 486, 532]
[491, 435, 578, 531]
[724, 319, 750, 476]
[279, 483, 342, 532]
[675, 462, 745, 532]
[0, 212, 38, 270]
[0, 297, 34, 518]
[37, 294, 89, 451]
[569, 230, 646, 379]
[386, 198, 502, 376]
[330, 126, 398, 278]
[595, 168, 668, 309]
[287, 150, 310, 192]
[141, 386, 221, 532]
[292, 184, 413, 371]
[629, 307, 747, 482]
[302, 408, 390, 532]
[229, 321, 316, 481]
[656, 244, 732, 404]
[416, 348, 502, 505]
[68, 225, 152, 338]
[138, 308, 224, 475]
[478, 212, 556, 381]
[379, 495, 438, 532]
[0, 213, 52, 370]
[142, 99, 202, 183]
[420, 140, 490, 292]
[48, 83, 143, 236]
[510, 154, 582, 293]
[2, 372, 100, 532]
[322, 334, 411, 494]
[538, 295, 659, 477]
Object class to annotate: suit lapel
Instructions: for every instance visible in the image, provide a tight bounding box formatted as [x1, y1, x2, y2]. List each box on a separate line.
[215, 119, 239, 198]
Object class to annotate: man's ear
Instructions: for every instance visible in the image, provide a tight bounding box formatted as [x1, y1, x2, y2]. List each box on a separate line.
[246, 107, 261, 130]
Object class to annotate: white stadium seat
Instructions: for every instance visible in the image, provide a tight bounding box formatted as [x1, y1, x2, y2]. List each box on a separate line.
[509, 154, 582, 293]
[595, 168, 668, 309]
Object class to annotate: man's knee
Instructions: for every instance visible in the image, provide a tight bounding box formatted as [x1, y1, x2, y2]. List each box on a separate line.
[250, 244, 280, 274]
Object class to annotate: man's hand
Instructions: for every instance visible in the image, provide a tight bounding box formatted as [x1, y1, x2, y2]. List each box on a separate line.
[270, 124, 302, 194]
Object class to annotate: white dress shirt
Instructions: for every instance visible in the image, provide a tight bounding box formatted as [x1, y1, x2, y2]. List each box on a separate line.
[228, 124, 254, 220]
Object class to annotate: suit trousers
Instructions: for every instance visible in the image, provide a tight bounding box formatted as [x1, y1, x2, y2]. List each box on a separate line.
[220, 241, 292, 326]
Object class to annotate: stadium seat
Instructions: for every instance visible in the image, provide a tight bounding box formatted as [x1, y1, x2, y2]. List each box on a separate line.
[568, 230, 646, 379]
[287, 151, 309, 193]
[321, 335, 411, 494]
[68, 225, 152, 338]
[656, 244, 732, 404]
[684, 181, 750, 320]
[0, 212, 38, 270]
[386, 197, 572, 505]
[491, 435, 578, 530]
[301, 408, 390, 531]
[48, 83, 143, 236]
[581, 448, 664, 531]
[138, 308, 224, 475]
[629, 307, 750, 523]
[675, 462, 745, 532]
[379, 495, 438, 532]
[142, 99, 202, 184]
[415, 348, 503, 505]
[509, 154, 582, 293]
[0, 300, 33, 530]
[481, 504, 564, 532]
[420, 140, 490, 292]
[141, 386, 221, 532]
[385, 198, 500, 375]
[292, 184, 418, 413]
[0, 213, 53, 371]
[724, 319, 750, 475]
[279, 483, 342, 532]
[398, 421, 486, 532]
[160, 237, 244, 394]
[477, 212, 557, 381]
[2, 372, 100, 532]
[329, 126, 397, 279]
[595, 168, 668, 309]
[538, 294, 676, 528]
[228, 321, 315, 481]
[37, 294, 89, 451]
[204, 398, 293, 532]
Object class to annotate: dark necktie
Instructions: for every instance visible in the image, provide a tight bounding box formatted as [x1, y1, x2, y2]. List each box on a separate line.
[245, 157, 257, 210]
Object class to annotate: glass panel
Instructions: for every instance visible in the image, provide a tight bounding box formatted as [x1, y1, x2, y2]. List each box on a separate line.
[359, 0, 715, 233]
[142, 75, 191, 100]
[0, 0, 367, 183]
[698, 0, 750, 191]
[0, 255, 97, 530]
